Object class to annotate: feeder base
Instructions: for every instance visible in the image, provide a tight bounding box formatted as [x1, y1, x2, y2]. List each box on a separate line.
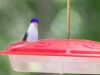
[8, 55, 100, 74]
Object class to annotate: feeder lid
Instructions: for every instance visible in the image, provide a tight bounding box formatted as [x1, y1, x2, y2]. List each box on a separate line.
[0, 38, 100, 57]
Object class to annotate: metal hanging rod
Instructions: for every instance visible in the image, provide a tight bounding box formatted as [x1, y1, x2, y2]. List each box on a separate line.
[67, 0, 70, 39]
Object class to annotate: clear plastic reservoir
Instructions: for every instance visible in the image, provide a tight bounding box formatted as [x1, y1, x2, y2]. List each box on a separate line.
[8, 55, 100, 74]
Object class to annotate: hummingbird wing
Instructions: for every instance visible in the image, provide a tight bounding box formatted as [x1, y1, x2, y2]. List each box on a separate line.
[22, 32, 28, 41]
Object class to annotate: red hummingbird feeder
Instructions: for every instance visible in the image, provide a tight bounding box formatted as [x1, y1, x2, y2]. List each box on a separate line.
[0, 0, 100, 74]
[1, 39, 100, 74]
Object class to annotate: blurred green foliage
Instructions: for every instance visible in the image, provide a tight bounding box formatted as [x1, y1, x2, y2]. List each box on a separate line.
[0, 0, 100, 75]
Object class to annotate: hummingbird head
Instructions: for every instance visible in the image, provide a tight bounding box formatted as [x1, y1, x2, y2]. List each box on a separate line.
[30, 18, 39, 28]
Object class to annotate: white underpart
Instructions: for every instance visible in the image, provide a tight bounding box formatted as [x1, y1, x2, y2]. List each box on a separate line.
[27, 23, 38, 42]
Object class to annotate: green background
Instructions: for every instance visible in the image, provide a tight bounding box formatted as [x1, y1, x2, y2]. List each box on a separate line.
[0, 0, 100, 75]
